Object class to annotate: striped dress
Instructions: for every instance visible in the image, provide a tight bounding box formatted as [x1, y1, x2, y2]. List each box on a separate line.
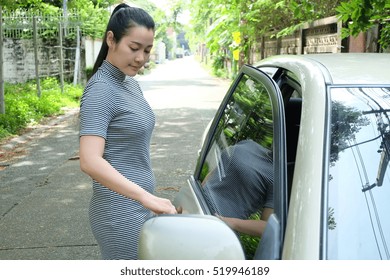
[79, 60, 155, 259]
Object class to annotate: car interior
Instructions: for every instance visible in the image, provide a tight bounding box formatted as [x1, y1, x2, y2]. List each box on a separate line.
[284, 97, 302, 191]
[266, 67, 303, 201]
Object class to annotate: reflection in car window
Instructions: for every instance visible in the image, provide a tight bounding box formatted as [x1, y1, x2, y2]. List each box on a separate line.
[199, 73, 274, 256]
[328, 87, 390, 260]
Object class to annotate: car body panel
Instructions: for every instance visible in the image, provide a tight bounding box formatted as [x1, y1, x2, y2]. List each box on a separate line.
[173, 176, 204, 215]
[256, 55, 329, 259]
[255, 53, 390, 85]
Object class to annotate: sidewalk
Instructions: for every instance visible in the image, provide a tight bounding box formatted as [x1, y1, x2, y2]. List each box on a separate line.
[0, 108, 100, 260]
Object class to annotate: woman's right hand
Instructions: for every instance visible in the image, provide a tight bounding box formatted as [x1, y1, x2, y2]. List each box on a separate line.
[141, 193, 177, 215]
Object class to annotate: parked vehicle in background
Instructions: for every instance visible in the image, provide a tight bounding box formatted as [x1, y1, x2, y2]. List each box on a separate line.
[175, 47, 184, 58]
[139, 53, 390, 260]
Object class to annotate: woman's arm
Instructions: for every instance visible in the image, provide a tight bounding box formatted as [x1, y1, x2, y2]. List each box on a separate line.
[218, 216, 267, 237]
[217, 207, 274, 237]
[79, 135, 176, 214]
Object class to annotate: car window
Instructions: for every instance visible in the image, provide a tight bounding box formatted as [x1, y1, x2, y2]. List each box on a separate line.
[198, 72, 275, 256]
[328, 87, 390, 260]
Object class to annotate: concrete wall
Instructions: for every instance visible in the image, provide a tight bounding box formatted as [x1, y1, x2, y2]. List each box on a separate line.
[84, 37, 102, 69]
[3, 38, 78, 84]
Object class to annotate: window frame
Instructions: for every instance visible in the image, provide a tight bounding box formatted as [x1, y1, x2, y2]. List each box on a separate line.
[190, 64, 288, 258]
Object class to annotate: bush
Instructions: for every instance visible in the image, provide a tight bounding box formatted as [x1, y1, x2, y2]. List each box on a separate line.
[0, 125, 10, 139]
[84, 67, 93, 81]
[0, 96, 36, 134]
[212, 54, 226, 77]
[240, 233, 261, 259]
[0, 78, 82, 141]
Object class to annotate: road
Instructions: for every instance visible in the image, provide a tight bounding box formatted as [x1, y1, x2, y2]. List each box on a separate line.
[0, 56, 229, 260]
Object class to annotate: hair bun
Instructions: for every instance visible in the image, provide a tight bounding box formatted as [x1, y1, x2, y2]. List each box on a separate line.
[112, 3, 130, 15]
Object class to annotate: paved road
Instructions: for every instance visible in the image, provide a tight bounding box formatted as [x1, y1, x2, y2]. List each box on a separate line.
[0, 56, 229, 260]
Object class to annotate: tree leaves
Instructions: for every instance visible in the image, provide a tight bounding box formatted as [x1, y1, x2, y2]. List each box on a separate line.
[336, 0, 390, 49]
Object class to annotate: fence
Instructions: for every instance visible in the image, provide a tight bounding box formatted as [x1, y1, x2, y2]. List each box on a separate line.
[249, 16, 383, 64]
[197, 16, 385, 78]
[0, 9, 82, 100]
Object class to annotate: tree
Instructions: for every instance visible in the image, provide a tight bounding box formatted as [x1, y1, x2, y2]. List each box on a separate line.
[0, 0, 67, 9]
[336, 0, 390, 50]
[188, 0, 241, 73]
[277, 0, 341, 37]
[0, 0, 37, 9]
[188, 0, 298, 72]
[66, 0, 113, 39]
[149, 0, 190, 58]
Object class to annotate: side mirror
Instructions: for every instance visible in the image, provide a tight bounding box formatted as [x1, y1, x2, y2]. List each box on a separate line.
[139, 214, 245, 260]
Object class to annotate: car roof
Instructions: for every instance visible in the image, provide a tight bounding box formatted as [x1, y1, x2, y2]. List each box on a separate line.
[255, 53, 390, 85]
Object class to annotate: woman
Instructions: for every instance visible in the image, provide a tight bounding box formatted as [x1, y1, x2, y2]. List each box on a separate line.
[79, 4, 176, 260]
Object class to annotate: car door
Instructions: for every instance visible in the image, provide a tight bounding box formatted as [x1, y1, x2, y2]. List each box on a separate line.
[178, 64, 289, 259]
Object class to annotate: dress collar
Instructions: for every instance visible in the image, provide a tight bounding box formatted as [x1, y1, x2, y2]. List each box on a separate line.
[101, 60, 126, 82]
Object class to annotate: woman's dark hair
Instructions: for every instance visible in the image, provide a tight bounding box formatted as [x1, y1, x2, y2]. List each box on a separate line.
[92, 4, 155, 75]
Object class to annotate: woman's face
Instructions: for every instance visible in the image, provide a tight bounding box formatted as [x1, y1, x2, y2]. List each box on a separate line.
[106, 26, 154, 77]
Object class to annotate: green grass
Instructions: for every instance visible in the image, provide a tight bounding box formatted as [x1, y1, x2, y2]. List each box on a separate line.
[0, 77, 83, 142]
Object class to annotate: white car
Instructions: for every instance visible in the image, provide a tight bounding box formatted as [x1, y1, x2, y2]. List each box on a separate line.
[139, 53, 390, 260]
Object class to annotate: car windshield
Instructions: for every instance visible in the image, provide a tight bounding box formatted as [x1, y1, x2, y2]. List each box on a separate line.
[328, 86, 390, 260]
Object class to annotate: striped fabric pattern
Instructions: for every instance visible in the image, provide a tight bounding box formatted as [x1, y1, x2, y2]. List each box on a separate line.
[79, 60, 155, 259]
[203, 139, 274, 219]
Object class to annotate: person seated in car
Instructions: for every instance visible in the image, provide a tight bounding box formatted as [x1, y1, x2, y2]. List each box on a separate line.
[201, 139, 274, 237]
